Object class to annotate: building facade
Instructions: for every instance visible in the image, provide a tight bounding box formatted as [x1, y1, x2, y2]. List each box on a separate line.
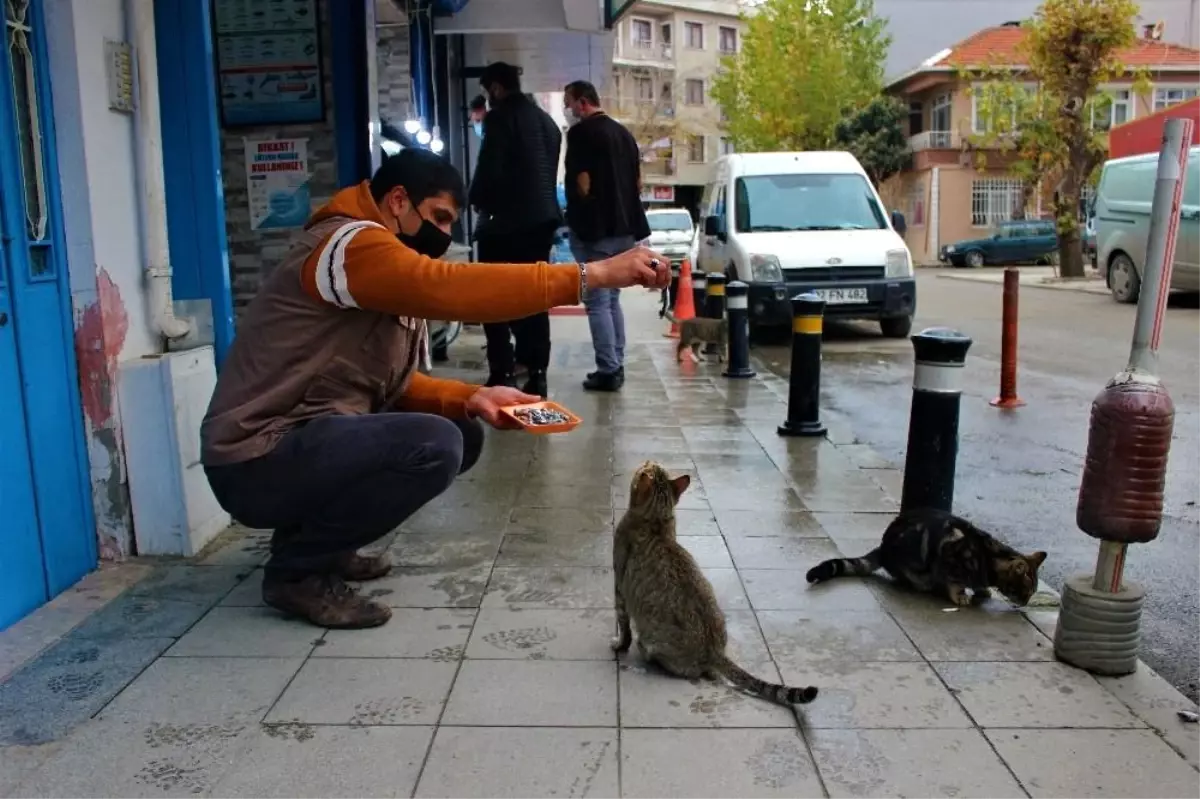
[884, 23, 1200, 265]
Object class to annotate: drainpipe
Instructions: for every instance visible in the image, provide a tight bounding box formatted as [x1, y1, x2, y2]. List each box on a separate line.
[127, 0, 190, 341]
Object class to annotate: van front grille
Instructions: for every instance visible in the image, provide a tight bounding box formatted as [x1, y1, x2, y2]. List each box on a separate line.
[783, 266, 885, 282]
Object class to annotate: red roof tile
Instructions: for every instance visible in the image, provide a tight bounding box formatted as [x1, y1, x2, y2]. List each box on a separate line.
[930, 24, 1200, 69]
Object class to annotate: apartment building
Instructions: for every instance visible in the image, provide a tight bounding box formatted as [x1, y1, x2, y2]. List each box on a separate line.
[607, 0, 743, 214]
[884, 22, 1200, 265]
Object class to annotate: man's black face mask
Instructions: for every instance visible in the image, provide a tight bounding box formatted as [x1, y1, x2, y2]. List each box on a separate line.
[399, 209, 452, 259]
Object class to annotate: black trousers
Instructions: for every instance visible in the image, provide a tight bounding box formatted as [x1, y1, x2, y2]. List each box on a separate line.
[205, 413, 484, 579]
[478, 222, 558, 375]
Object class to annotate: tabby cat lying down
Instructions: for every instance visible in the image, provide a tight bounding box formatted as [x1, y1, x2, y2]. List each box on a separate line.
[613, 462, 818, 706]
[807, 508, 1047, 607]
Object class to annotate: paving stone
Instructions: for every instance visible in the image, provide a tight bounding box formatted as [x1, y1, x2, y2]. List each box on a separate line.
[741, 570, 881, 611]
[778, 661, 972, 729]
[70, 595, 211, 641]
[516, 480, 613, 509]
[678, 535, 733, 568]
[0, 742, 61, 796]
[389, 531, 502, 569]
[400, 503, 513, 535]
[128, 565, 248, 604]
[1096, 663, 1200, 768]
[466, 608, 615, 660]
[315, 608, 476, 659]
[618, 660, 796, 728]
[505, 506, 613, 536]
[165, 606, 324, 658]
[266, 658, 455, 726]
[705, 486, 809, 513]
[810, 511, 890, 552]
[987, 728, 1200, 798]
[622, 728, 824, 798]
[671, 508, 722, 536]
[435, 477, 522, 507]
[792, 476, 898, 514]
[443, 659, 616, 726]
[935, 661, 1145, 728]
[496, 531, 611, 568]
[702, 568, 751, 611]
[483, 565, 612, 609]
[714, 508, 828, 538]
[0, 634, 174, 745]
[101, 656, 303, 725]
[882, 590, 1055, 661]
[758, 609, 921, 668]
[198, 529, 270, 567]
[808, 728, 1026, 798]
[219, 569, 266, 607]
[366, 562, 493, 609]
[726, 537, 841, 570]
[414, 727, 618, 798]
[211, 725, 435, 798]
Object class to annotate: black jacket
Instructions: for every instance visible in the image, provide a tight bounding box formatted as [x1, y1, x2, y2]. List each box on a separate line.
[469, 93, 563, 233]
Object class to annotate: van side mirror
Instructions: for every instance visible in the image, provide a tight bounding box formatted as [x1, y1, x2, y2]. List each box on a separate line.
[704, 215, 725, 239]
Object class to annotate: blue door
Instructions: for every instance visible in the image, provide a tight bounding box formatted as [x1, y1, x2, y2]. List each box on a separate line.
[0, 0, 96, 629]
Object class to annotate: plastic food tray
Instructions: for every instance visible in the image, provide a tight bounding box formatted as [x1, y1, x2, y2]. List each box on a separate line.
[499, 400, 582, 435]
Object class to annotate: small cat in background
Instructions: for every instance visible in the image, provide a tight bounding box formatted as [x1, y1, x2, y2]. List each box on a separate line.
[806, 507, 1047, 607]
[612, 461, 819, 706]
[665, 312, 728, 363]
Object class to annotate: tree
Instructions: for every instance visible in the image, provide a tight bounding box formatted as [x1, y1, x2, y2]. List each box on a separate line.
[608, 68, 692, 181]
[968, 0, 1142, 277]
[711, 0, 890, 152]
[833, 95, 910, 186]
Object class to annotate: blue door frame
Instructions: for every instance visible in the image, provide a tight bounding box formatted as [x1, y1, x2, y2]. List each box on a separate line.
[0, 0, 97, 629]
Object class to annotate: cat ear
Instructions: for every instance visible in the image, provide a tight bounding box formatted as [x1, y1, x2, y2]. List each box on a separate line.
[1027, 551, 1047, 568]
[670, 474, 691, 499]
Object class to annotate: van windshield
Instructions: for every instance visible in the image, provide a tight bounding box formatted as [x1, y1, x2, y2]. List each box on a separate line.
[647, 212, 694, 232]
[733, 173, 887, 232]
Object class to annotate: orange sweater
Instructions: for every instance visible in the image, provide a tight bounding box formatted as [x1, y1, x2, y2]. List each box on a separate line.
[298, 182, 581, 417]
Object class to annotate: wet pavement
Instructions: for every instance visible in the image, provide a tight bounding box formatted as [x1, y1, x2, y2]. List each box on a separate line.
[756, 269, 1200, 704]
[0, 288, 1196, 797]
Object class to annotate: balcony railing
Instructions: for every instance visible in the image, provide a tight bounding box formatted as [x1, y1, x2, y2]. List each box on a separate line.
[908, 130, 960, 151]
[642, 157, 675, 176]
[615, 39, 675, 63]
[608, 98, 676, 120]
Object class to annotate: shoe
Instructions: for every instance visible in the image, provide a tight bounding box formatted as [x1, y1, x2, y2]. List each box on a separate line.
[333, 551, 393, 581]
[262, 573, 392, 629]
[586, 366, 624, 386]
[582, 371, 622, 392]
[485, 372, 517, 388]
[522, 370, 548, 398]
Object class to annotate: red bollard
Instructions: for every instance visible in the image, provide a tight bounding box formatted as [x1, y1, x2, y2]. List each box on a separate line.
[990, 267, 1026, 409]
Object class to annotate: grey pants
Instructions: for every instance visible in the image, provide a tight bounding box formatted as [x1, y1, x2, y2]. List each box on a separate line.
[571, 234, 635, 374]
[205, 413, 484, 579]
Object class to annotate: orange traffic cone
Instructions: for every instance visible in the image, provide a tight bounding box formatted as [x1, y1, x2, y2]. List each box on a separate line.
[664, 259, 697, 338]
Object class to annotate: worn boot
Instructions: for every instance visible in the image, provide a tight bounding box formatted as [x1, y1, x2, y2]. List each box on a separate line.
[262, 573, 392, 629]
[582, 370, 622, 392]
[485, 372, 517, 388]
[333, 551, 393, 581]
[586, 367, 624, 386]
[522, 370, 548, 398]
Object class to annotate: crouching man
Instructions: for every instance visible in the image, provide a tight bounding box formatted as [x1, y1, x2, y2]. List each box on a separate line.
[201, 148, 666, 629]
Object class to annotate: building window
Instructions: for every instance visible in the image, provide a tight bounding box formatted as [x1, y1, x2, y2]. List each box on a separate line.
[1153, 87, 1199, 112]
[719, 26, 737, 54]
[908, 101, 923, 136]
[1092, 89, 1132, 130]
[719, 137, 734, 156]
[685, 78, 705, 106]
[6, 0, 47, 244]
[971, 178, 1025, 228]
[971, 84, 1024, 136]
[685, 21, 704, 49]
[687, 135, 706, 162]
[930, 93, 951, 142]
[634, 76, 654, 103]
[907, 181, 926, 227]
[630, 18, 653, 49]
[660, 23, 672, 46]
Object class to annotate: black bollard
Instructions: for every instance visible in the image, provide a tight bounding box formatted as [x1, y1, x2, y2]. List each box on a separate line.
[668, 262, 680, 315]
[899, 327, 973, 513]
[722, 281, 756, 378]
[704, 272, 727, 354]
[692, 272, 708, 321]
[777, 293, 826, 437]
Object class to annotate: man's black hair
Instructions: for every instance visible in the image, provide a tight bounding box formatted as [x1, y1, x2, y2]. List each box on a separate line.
[479, 61, 521, 93]
[564, 80, 601, 107]
[369, 147, 465, 209]
[469, 94, 487, 112]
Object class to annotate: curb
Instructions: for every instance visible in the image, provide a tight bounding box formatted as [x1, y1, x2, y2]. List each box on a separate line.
[936, 271, 1110, 296]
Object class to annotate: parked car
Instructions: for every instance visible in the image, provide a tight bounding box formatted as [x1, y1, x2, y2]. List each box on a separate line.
[645, 207, 695, 269]
[939, 219, 1059, 268]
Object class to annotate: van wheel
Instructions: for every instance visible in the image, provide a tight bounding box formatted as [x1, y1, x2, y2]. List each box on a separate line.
[880, 315, 913, 339]
[965, 250, 985, 268]
[1108, 253, 1140, 304]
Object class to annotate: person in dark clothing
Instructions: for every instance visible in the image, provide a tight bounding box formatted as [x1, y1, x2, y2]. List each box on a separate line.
[563, 80, 651, 392]
[470, 62, 563, 398]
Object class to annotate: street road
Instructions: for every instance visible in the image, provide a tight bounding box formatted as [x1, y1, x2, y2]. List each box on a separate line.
[757, 271, 1200, 701]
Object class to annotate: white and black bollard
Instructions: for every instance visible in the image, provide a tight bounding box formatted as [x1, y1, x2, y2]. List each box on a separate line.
[777, 293, 827, 437]
[899, 327, 973, 513]
[703, 273, 727, 355]
[692, 272, 708, 323]
[722, 281, 755, 379]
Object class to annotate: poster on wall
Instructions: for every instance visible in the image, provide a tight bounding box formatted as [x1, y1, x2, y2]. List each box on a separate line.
[245, 138, 311, 230]
[213, 0, 324, 127]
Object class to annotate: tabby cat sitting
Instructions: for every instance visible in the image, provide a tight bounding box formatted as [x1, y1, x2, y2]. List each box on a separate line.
[665, 311, 728, 363]
[613, 461, 818, 706]
[806, 508, 1047, 607]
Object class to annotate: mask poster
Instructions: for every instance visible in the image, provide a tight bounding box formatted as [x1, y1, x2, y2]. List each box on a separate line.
[245, 137, 311, 230]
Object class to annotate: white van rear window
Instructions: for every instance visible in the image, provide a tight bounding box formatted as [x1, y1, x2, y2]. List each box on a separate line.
[733, 173, 886, 232]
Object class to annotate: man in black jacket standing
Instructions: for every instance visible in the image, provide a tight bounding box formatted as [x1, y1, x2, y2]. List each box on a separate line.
[470, 62, 562, 398]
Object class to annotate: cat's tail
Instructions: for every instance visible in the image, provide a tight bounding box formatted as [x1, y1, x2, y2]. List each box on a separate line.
[714, 655, 818, 706]
[805, 548, 882, 583]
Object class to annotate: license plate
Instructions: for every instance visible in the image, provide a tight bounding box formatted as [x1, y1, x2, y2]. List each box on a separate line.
[811, 287, 868, 304]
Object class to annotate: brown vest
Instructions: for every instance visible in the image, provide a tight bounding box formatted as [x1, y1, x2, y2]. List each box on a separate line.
[201, 215, 425, 466]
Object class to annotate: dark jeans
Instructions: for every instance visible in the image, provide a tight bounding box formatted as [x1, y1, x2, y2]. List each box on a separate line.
[205, 413, 484, 580]
[479, 222, 558, 374]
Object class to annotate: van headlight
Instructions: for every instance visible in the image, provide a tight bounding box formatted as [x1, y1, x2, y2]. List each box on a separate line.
[885, 248, 912, 277]
[749, 254, 783, 282]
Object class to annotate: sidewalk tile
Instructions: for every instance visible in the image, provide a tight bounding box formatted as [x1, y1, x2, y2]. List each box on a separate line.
[71, 594, 210, 642]
[506, 507, 613, 536]
[758, 610, 922, 667]
[390, 531, 502, 569]
[466, 608, 615, 660]
[810, 512, 889, 553]
[726, 537, 841, 571]
[673, 508, 722, 536]
[415, 727, 618, 798]
[714, 509, 828, 538]
[220, 570, 266, 607]
[679, 536, 734, 568]
[702, 568, 751, 610]
[880, 589, 1054, 661]
[0, 743, 60, 796]
[742, 570, 881, 611]
[165, 606, 323, 658]
[779, 661, 972, 729]
[211, 725, 434, 798]
[1096, 664, 1200, 768]
[618, 662, 797, 729]
[496, 531, 612, 568]
[128, 565, 246, 604]
[706, 486, 808, 512]
[198, 528, 270, 567]
[401, 503, 512, 535]
[517, 480, 614, 509]
[442, 659, 616, 726]
[370, 564, 492, 609]
[622, 729, 824, 798]
[986, 728, 1200, 798]
[436, 478, 522, 507]
[808, 728, 1026, 798]
[483, 565, 612, 609]
[793, 481, 898, 514]
[267, 658, 454, 726]
[316, 608, 475, 659]
[935, 662, 1145, 728]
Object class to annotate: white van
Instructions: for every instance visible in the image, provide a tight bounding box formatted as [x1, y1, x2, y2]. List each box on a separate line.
[696, 151, 916, 338]
[644, 207, 695, 269]
[1096, 146, 1200, 303]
